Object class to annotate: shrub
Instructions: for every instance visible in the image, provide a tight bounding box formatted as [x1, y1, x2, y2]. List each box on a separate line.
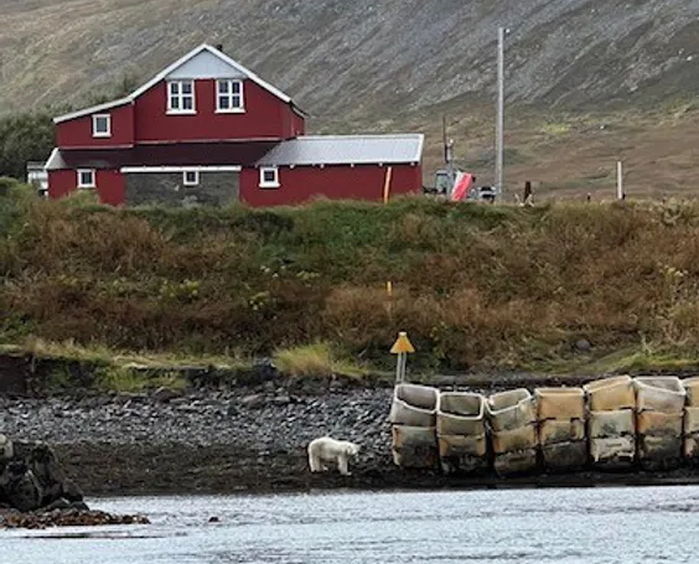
[3, 189, 699, 370]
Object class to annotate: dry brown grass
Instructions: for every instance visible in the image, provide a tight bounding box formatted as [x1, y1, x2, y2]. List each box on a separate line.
[4, 183, 699, 371]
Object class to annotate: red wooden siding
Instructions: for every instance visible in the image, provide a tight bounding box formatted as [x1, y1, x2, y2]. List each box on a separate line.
[134, 79, 304, 143]
[56, 104, 135, 148]
[48, 169, 125, 206]
[239, 164, 423, 207]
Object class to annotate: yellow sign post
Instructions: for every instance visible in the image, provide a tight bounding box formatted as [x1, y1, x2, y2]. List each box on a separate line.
[390, 331, 415, 383]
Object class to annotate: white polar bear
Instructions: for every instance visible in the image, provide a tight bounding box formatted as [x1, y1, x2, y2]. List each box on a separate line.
[307, 437, 360, 476]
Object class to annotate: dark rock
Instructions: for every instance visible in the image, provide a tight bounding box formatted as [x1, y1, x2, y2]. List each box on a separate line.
[42, 497, 72, 511]
[170, 397, 190, 406]
[272, 395, 291, 406]
[253, 358, 279, 380]
[241, 394, 265, 409]
[152, 386, 183, 403]
[29, 442, 84, 506]
[0, 508, 150, 529]
[0, 461, 43, 512]
[208, 516, 220, 523]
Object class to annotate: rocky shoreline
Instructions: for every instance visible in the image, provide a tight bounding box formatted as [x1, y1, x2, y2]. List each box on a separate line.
[4, 381, 699, 497]
[0, 438, 150, 529]
[2, 385, 393, 495]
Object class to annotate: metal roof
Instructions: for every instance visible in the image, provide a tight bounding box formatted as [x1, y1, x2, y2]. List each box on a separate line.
[255, 135, 424, 167]
[45, 142, 279, 171]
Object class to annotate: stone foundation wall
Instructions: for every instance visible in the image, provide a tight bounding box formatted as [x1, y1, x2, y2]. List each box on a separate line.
[125, 172, 239, 206]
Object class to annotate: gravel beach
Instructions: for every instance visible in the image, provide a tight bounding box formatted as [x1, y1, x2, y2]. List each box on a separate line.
[1, 386, 397, 494]
[5, 380, 699, 496]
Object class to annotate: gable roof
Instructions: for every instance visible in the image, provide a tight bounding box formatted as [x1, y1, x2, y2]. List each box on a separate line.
[54, 44, 301, 124]
[255, 135, 425, 166]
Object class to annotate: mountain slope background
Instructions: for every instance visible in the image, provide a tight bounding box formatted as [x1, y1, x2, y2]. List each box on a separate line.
[1, 0, 698, 199]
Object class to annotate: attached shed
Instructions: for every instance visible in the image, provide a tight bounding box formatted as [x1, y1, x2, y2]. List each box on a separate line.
[241, 135, 424, 207]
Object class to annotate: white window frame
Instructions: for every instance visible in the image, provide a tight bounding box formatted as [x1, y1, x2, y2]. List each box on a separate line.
[183, 170, 200, 186]
[77, 169, 96, 189]
[216, 79, 245, 113]
[167, 80, 196, 114]
[92, 114, 111, 138]
[259, 166, 280, 189]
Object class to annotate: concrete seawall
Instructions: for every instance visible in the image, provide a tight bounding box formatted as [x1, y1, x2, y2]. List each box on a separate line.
[390, 376, 699, 477]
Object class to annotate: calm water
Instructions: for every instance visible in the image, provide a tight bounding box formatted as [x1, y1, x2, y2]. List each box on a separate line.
[3, 486, 699, 563]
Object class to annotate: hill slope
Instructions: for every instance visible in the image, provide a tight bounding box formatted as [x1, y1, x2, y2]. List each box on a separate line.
[4, 180, 699, 372]
[1, 0, 698, 196]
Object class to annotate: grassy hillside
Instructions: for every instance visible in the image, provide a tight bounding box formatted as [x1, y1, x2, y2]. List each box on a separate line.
[3, 178, 699, 374]
[0, 0, 698, 198]
[2, 0, 697, 116]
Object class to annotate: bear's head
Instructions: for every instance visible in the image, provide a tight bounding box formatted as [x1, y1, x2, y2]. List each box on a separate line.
[345, 443, 360, 458]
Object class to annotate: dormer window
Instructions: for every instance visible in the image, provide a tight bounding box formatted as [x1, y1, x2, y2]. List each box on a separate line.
[167, 80, 195, 114]
[92, 114, 111, 137]
[259, 166, 280, 189]
[216, 79, 244, 113]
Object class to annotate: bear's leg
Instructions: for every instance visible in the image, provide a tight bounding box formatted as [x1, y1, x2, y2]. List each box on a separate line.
[338, 453, 351, 476]
[308, 448, 321, 473]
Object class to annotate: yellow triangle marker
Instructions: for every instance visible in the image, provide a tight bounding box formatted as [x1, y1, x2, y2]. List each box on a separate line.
[391, 332, 415, 354]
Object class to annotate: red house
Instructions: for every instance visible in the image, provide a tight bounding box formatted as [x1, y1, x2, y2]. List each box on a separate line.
[46, 44, 424, 207]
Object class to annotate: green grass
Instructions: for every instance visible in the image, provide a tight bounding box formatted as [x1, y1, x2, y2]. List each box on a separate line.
[273, 343, 369, 379]
[6, 178, 699, 374]
[94, 366, 188, 394]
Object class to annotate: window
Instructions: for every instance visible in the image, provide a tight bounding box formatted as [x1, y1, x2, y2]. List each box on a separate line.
[183, 170, 199, 186]
[216, 79, 244, 112]
[167, 80, 195, 113]
[77, 169, 96, 188]
[92, 114, 111, 137]
[259, 166, 280, 189]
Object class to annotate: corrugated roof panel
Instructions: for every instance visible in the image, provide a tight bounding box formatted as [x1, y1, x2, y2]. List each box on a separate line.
[256, 135, 424, 166]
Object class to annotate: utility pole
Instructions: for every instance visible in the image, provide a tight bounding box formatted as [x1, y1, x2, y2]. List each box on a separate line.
[616, 161, 624, 200]
[442, 115, 455, 198]
[495, 27, 505, 200]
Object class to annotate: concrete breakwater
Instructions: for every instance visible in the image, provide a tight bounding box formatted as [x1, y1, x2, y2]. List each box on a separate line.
[390, 376, 699, 476]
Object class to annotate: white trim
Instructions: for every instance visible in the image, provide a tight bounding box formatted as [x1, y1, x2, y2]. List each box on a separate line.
[92, 114, 111, 138]
[44, 148, 60, 171]
[54, 44, 297, 124]
[259, 166, 280, 189]
[416, 134, 425, 165]
[167, 80, 196, 114]
[54, 98, 132, 124]
[120, 166, 242, 173]
[132, 44, 291, 103]
[77, 168, 96, 188]
[183, 170, 200, 186]
[216, 79, 245, 113]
